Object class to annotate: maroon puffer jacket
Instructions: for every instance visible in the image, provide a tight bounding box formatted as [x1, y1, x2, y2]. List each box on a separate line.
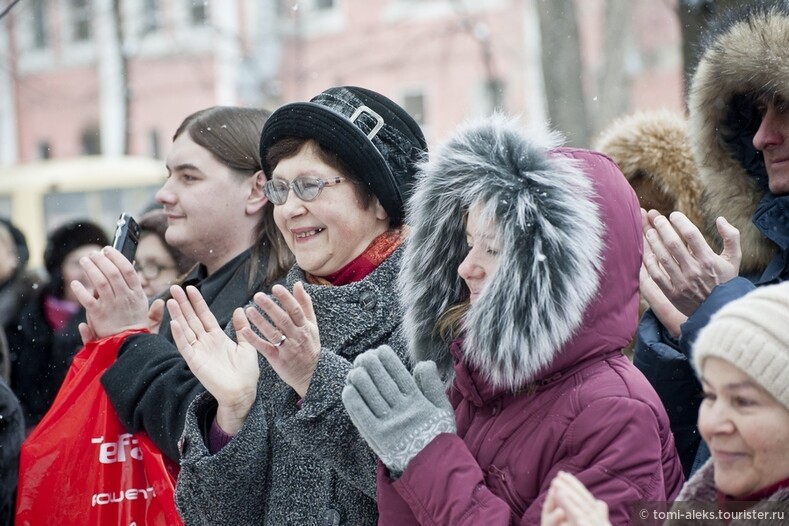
[385, 133, 684, 525]
[377, 344, 682, 525]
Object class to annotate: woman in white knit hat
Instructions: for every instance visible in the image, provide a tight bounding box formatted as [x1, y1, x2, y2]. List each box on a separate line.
[542, 281, 789, 525]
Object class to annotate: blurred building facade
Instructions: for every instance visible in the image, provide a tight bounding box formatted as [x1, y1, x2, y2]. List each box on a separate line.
[0, 0, 684, 165]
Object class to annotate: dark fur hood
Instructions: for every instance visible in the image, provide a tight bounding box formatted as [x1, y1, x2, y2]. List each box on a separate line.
[400, 115, 642, 390]
[688, 0, 789, 272]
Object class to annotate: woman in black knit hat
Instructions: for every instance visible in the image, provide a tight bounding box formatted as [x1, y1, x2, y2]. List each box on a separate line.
[167, 86, 428, 525]
[7, 219, 109, 429]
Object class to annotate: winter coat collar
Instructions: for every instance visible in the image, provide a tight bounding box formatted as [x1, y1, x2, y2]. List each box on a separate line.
[680, 460, 789, 503]
[717, 476, 789, 509]
[753, 193, 789, 251]
[670, 459, 789, 525]
[449, 339, 503, 406]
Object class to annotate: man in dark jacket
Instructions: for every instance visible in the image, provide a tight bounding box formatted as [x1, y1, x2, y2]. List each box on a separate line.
[634, 0, 789, 478]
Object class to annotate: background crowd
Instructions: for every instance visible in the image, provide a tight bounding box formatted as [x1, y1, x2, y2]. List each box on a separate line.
[2, 1, 789, 525]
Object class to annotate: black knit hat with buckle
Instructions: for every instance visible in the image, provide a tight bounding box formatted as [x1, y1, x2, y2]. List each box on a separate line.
[259, 86, 428, 225]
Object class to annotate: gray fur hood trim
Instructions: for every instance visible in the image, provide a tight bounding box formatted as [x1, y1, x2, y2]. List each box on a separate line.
[400, 115, 603, 390]
[688, 0, 789, 272]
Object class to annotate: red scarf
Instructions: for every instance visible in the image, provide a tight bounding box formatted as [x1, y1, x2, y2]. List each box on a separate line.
[306, 227, 406, 286]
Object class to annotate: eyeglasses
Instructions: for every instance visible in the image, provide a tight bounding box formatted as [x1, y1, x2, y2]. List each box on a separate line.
[264, 176, 345, 205]
[134, 262, 178, 280]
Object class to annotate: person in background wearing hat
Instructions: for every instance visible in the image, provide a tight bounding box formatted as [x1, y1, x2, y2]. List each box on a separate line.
[72, 106, 292, 462]
[341, 115, 681, 526]
[134, 208, 196, 300]
[633, 0, 789, 479]
[6, 219, 108, 429]
[592, 110, 703, 359]
[0, 218, 39, 385]
[164, 86, 427, 525]
[542, 281, 789, 526]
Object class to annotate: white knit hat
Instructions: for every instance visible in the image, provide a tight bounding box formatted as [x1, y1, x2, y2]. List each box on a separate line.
[693, 281, 789, 410]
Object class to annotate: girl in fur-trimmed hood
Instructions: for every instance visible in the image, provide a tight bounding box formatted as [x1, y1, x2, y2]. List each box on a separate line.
[343, 115, 683, 525]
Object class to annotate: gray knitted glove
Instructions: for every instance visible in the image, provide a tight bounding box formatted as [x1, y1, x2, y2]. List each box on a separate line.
[342, 345, 456, 476]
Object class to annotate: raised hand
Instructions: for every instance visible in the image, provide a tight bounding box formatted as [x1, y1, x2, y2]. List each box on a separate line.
[641, 209, 741, 317]
[79, 290, 167, 345]
[342, 346, 455, 476]
[167, 285, 260, 435]
[71, 246, 149, 339]
[239, 282, 321, 398]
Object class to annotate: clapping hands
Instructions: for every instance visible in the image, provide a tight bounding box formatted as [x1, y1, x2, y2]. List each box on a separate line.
[640, 209, 741, 333]
[167, 282, 321, 434]
[541, 471, 611, 526]
[167, 285, 260, 434]
[641, 209, 741, 314]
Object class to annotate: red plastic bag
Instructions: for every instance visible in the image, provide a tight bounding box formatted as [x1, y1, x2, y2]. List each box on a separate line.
[15, 330, 184, 525]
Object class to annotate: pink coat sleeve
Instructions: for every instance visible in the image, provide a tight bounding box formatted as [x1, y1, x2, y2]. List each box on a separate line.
[379, 434, 515, 525]
[376, 463, 419, 525]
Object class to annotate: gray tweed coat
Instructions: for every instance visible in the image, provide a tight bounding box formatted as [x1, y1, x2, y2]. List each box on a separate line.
[175, 246, 405, 526]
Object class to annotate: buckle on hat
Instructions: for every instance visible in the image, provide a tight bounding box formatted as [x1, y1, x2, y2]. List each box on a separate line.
[349, 105, 384, 140]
